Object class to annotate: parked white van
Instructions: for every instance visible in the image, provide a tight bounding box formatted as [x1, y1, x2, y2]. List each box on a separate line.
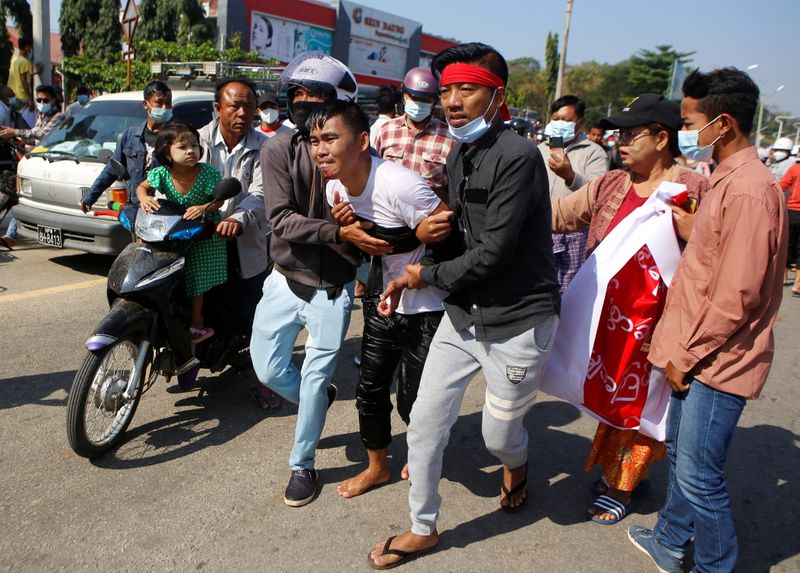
[13, 91, 215, 254]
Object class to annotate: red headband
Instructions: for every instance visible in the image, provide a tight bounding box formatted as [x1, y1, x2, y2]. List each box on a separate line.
[439, 63, 511, 121]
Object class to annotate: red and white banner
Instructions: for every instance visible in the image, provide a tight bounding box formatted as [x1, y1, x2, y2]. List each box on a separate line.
[540, 182, 688, 441]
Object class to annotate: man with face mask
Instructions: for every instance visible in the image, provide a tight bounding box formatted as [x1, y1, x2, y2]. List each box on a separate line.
[368, 42, 560, 568]
[768, 136, 794, 180]
[628, 68, 787, 573]
[250, 52, 393, 508]
[256, 91, 292, 138]
[374, 67, 454, 203]
[539, 95, 609, 292]
[80, 81, 173, 212]
[65, 85, 92, 118]
[0, 85, 64, 147]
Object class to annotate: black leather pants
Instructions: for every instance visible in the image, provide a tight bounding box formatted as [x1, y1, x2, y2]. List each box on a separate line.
[357, 296, 443, 450]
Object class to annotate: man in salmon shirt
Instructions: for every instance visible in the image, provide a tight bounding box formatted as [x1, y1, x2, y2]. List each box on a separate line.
[628, 67, 788, 573]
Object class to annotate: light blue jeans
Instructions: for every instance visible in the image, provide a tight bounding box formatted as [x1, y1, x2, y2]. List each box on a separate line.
[1, 213, 16, 239]
[250, 270, 353, 470]
[654, 379, 747, 573]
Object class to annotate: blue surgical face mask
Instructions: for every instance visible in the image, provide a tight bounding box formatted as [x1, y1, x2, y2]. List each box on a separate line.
[447, 90, 498, 144]
[77, 95, 90, 105]
[678, 115, 722, 163]
[404, 99, 433, 122]
[37, 102, 52, 114]
[544, 120, 576, 143]
[8, 97, 17, 107]
[148, 105, 173, 124]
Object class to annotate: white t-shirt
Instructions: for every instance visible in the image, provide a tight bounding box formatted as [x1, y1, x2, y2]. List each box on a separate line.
[369, 114, 392, 147]
[326, 156, 446, 315]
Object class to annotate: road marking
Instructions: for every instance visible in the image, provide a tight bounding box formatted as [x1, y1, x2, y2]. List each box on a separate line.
[0, 278, 106, 303]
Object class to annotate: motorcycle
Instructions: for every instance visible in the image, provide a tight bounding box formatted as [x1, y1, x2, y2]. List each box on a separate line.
[65, 159, 243, 458]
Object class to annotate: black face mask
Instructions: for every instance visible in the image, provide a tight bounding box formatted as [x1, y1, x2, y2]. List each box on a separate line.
[290, 100, 327, 135]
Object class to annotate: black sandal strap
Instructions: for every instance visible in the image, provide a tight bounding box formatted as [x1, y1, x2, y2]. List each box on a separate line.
[380, 536, 410, 558]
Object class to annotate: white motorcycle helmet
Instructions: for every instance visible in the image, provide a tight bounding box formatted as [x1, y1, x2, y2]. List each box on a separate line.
[278, 51, 358, 103]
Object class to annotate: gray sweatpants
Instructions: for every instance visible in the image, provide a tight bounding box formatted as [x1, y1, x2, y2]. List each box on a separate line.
[407, 312, 558, 536]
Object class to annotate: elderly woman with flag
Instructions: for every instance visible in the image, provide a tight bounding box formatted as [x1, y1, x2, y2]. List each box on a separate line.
[547, 94, 709, 525]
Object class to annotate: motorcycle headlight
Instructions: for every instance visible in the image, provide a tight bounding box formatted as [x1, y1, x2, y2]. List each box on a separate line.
[135, 210, 182, 242]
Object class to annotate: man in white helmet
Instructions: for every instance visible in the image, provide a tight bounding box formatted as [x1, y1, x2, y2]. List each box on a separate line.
[250, 52, 393, 507]
[768, 136, 794, 179]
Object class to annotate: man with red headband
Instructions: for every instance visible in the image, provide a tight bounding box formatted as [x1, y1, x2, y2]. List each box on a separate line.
[368, 43, 560, 568]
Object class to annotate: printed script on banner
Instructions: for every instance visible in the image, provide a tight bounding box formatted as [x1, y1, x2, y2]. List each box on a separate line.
[540, 182, 688, 441]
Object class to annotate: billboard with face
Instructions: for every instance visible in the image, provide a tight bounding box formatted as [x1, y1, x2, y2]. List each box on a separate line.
[250, 12, 333, 62]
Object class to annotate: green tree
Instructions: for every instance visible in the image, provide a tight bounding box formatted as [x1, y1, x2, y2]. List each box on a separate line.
[627, 45, 694, 96]
[61, 0, 121, 62]
[139, 0, 214, 44]
[0, 13, 12, 83]
[85, 0, 122, 62]
[1, 0, 32, 38]
[544, 31, 559, 107]
[506, 57, 546, 118]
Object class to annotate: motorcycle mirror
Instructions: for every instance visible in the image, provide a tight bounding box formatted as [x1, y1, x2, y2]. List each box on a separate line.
[96, 149, 113, 164]
[213, 177, 241, 202]
[109, 158, 131, 181]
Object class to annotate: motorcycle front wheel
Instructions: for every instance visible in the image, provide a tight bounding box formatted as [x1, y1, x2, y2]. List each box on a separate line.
[66, 339, 145, 458]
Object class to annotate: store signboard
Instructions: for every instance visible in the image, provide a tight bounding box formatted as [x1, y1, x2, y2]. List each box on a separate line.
[339, 1, 420, 48]
[348, 36, 407, 81]
[250, 12, 333, 62]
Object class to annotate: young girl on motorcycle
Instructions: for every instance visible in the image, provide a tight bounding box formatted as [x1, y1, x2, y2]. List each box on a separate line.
[135, 122, 226, 343]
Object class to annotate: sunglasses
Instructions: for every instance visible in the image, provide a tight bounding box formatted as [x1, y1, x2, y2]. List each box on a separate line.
[617, 128, 655, 146]
[34, 98, 51, 104]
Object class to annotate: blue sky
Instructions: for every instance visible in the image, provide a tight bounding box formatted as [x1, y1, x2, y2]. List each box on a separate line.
[45, 0, 799, 118]
[361, 0, 800, 119]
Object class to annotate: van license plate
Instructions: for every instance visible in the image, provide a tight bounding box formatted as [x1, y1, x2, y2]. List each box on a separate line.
[37, 225, 63, 248]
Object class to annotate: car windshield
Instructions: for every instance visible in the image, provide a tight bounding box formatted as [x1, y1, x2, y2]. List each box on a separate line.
[36, 99, 214, 161]
[38, 101, 147, 160]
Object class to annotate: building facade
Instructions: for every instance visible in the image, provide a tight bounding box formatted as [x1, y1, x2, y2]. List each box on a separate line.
[216, 0, 457, 87]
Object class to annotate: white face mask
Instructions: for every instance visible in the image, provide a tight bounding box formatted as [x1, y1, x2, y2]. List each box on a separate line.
[404, 99, 433, 122]
[772, 151, 789, 162]
[447, 90, 498, 144]
[260, 108, 279, 125]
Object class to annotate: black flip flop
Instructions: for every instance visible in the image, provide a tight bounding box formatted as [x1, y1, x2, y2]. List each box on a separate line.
[367, 536, 437, 570]
[248, 387, 282, 413]
[500, 462, 528, 512]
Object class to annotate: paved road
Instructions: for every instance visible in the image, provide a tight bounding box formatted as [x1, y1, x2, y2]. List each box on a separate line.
[1, 239, 798, 572]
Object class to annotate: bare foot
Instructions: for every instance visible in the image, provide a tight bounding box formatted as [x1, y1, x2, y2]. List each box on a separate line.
[338, 466, 390, 498]
[500, 463, 527, 510]
[368, 530, 439, 569]
[587, 488, 631, 521]
[401, 463, 409, 480]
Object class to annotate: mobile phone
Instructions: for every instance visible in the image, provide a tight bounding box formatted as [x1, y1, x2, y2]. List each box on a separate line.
[549, 136, 564, 148]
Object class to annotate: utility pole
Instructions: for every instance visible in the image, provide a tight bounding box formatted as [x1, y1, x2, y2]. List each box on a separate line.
[554, 0, 574, 100]
[32, 0, 52, 86]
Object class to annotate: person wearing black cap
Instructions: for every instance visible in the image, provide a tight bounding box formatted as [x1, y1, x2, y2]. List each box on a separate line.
[257, 91, 292, 138]
[550, 93, 709, 526]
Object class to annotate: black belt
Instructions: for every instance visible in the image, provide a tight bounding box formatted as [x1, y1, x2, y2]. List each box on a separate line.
[365, 224, 421, 296]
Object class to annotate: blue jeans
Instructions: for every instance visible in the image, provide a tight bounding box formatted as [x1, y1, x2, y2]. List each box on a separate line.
[654, 379, 746, 573]
[250, 271, 353, 470]
[1, 213, 16, 239]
